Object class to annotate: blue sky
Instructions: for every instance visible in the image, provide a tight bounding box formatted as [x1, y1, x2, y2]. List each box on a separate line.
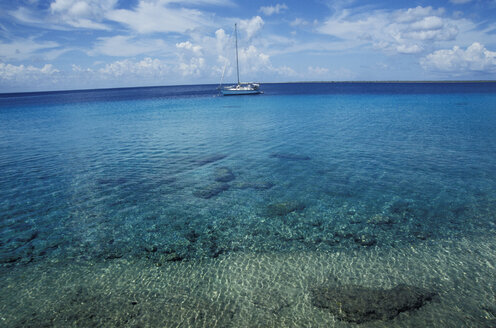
[1, 0, 495, 92]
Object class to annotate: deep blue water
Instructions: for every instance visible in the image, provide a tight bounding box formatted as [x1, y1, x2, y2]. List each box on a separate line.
[1, 82, 496, 264]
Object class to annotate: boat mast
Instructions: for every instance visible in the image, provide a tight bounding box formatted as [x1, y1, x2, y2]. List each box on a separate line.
[235, 23, 240, 85]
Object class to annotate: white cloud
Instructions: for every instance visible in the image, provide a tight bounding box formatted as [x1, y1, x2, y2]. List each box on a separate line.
[176, 25, 295, 80]
[0, 63, 59, 81]
[238, 16, 264, 40]
[11, 0, 231, 32]
[396, 44, 423, 54]
[410, 16, 443, 30]
[214, 28, 230, 54]
[290, 18, 309, 27]
[105, 0, 215, 34]
[239, 45, 269, 71]
[91, 35, 169, 57]
[237, 45, 296, 77]
[259, 3, 288, 16]
[98, 57, 169, 77]
[175, 41, 205, 76]
[176, 41, 203, 56]
[318, 6, 467, 55]
[421, 42, 496, 73]
[394, 6, 445, 24]
[9, 1, 114, 30]
[71, 64, 89, 72]
[177, 57, 205, 76]
[450, 0, 472, 4]
[0, 38, 60, 61]
[49, 0, 117, 29]
[308, 66, 329, 75]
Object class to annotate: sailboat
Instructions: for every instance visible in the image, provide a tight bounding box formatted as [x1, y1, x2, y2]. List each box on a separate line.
[220, 23, 262, 96]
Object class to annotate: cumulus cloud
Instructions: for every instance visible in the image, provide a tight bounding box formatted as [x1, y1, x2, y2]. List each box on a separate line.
[182, 24, 295, 80]
[0, 63, 59, 81]
[239, 45, 269, 71]
[175, 41, 205, 76]
[308, 66, 329, 75]
[318, 6, 467, 55]
[259, 3, 288, 16]
[238, 16, 264, 40]
[421, 42, 496, 73]
[237, 45, 296, 77]
[98, 57, 169, 77]
[240, 17, 264, 38]
[177, 57, 205, 76]
[214, 28, 230, 54]
[176, 41, 203, 56]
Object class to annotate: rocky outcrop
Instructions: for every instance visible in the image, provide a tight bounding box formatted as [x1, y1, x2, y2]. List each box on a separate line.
[265, 201, 306, 217]
[311, 283, 435, 323]
[193, 183, 229, 199]
[234, 181, 274, 190]
[214, 167, 235, 183]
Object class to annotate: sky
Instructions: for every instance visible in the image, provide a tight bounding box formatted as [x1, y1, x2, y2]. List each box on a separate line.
[0, 0, 495, 92]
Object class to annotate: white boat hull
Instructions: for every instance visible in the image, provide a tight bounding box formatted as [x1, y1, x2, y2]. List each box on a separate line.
[221, 89, 262, 95]
[220, 83, 262, 96]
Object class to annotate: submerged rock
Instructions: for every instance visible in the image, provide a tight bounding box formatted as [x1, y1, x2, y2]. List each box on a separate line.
[0, 253, 22, 264]
[144, 245, 158, 253]
[193, 183, 229, 199]
[413, 231, 430, 240]
[270, 153, 311, 161]
[354, 234, 377, 247]
[387, 199, 415, 216]
[368, 214, 394, 225]
[311, 284, 435, 323]
[214, 167, 235, 182]
[234, 181, 274, 190]
[163, 252, 184, 262]
[265, 201, 306, 217]
[250, 288, 293, 314]
[10, 230, 38, 247]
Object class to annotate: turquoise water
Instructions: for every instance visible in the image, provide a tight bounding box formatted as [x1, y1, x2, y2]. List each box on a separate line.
[1, 83, 496, 327]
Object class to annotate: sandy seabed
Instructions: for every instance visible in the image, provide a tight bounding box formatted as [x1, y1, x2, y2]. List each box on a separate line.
[1, 234, 495, 328]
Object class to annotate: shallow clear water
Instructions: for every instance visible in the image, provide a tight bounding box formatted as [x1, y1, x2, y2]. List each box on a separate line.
[1, 83, 496, 327]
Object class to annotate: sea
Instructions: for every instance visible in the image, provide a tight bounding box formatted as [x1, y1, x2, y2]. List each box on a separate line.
[0, 82, 495, 327]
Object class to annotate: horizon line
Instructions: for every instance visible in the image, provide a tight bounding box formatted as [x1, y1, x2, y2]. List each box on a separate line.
[1, 80, 495, 96]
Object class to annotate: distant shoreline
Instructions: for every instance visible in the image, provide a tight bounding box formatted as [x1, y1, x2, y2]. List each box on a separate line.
[1, 80, 495, 96]
[266, 80, 496, 84]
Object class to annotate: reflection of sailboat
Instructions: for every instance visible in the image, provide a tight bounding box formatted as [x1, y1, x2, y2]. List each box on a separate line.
[219, 23, 262, 96]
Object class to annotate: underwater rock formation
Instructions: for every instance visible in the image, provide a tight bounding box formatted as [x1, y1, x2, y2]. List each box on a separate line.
[234, 181, 274, 190]
[270, 153, 311, 161]
[265, 201, 306, 217]
[311, 283, 435, 323]
[368, 214, 395, 225]
[193, 183, 229, 199]
[214, 167, 235, 183]
[354, 234, 377, 247]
